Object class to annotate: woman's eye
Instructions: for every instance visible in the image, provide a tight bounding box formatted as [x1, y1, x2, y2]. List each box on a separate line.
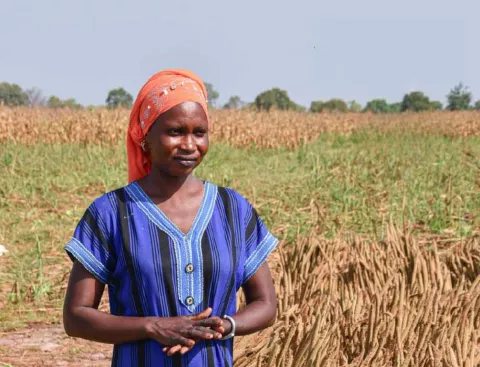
[168, 129, 181, 135]
[195, 130, 207, 137]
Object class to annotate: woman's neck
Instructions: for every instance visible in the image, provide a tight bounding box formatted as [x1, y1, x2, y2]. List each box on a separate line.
[138, 169, 200, 201]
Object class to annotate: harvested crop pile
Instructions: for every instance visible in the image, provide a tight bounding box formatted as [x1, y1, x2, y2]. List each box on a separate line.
[235, 225, 480, 366]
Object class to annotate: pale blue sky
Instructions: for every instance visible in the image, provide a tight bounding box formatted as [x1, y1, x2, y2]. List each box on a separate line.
[1, 0, 478, 107]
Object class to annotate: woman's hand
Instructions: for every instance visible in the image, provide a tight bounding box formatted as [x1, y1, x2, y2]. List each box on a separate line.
[145, 307, 224, 354]
[161, 309, 227, 356]
[166, 262, 277, 356]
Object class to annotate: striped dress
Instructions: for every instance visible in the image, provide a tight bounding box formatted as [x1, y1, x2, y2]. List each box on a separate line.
[65, 180, 278, 367]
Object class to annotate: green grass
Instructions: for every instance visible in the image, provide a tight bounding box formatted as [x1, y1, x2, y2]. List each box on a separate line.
[0, 130, 479, 329]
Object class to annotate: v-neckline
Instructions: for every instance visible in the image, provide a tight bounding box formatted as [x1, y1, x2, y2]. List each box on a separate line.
[130, 180, 208, 240]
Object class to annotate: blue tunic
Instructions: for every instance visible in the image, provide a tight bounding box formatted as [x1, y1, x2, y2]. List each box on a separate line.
[65, 180, 278, 367]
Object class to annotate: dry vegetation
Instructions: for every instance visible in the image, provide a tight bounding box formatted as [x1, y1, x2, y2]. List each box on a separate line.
[235, 223, 480, 366]
[1, 108, 480, 148]
[0, 107, 479, 366]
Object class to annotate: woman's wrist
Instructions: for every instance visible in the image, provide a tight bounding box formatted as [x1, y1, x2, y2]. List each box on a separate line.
[222, 317, 232, 336]
[220, 315, 236, 340]
[143, 316, 159, 339]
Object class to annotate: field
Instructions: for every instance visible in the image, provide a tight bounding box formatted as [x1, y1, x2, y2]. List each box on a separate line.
[0, 107, 479, 366]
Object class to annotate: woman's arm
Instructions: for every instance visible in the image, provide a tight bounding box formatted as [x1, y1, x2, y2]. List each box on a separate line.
[228, 262, 277, 336]
[63, 261, 224, 346]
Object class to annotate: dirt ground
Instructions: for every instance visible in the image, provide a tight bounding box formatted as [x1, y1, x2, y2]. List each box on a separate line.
[0, 324, 264, 367]
[0, 324, 112, 367]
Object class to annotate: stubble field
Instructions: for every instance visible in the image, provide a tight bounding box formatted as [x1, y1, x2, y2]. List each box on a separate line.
[0, 108, 479, 366]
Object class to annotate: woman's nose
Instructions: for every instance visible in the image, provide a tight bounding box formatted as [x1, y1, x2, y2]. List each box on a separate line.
[180, 135, 195, 151]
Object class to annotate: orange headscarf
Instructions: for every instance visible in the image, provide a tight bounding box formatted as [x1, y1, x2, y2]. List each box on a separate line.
[127, 69, 209, 183]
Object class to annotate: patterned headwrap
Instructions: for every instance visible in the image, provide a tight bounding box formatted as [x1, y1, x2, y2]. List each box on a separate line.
[127, 69, 209, 183]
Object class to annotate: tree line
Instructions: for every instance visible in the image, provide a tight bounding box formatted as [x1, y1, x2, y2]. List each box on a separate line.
[251, 83, 479, 113]
[0, 83, 133, 109]
[1, 81, 479, 112]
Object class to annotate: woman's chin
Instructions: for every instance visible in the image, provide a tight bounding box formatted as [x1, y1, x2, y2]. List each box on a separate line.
[152, 163, 198, 178]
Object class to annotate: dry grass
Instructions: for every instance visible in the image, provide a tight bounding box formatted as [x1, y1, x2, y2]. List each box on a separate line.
[1, 107, 479, 148]
[235, 222, 480, 366]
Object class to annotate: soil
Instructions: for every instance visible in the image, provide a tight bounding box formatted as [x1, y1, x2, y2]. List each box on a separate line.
[0, 324, 263, 367]
[0, 324, 110, 367]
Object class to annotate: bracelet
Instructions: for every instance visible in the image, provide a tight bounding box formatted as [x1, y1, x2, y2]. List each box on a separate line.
[220, 315, 236, 340]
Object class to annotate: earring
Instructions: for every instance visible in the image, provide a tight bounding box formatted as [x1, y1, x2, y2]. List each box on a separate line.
[141, 140, 148, 152]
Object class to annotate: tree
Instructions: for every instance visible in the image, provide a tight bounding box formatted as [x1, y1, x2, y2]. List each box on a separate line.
[446, 83, 472, 111]
[310, 99, 348, 113]
[255, 88, 298, 111]
[401, 91, 431, 112]
[25, 87, 45, 107]
[322, 99, 348, 113]
[223, 95, 245, 109]
[63, 98, 82, 109]
[430, 101, 443, 111]
[47, 96, 64, 108]
[364, 99, 391, 113]
[294, 104, 307, 112]
[474, 100, 480, 111]
[106, 87, 133, 109]
[47, 96, 82, 109]
[310, 101, 324, 113]
[348, 100, 362, 112]
[0, 82, 28, 106]
[389, 103, 401, 113]
[204, 83, 219, 107]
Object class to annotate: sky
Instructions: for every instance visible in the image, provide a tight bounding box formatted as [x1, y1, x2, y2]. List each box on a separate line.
[1, 0, 479, 108]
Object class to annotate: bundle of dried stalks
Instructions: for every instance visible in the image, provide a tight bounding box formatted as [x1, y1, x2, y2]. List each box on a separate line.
[235, 224, 480, 366]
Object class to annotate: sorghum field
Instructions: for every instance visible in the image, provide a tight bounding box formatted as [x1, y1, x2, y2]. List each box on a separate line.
[0, 108, 479, 366]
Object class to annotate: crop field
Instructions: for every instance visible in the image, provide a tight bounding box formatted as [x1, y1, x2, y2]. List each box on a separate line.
[0, 108, 479, 366]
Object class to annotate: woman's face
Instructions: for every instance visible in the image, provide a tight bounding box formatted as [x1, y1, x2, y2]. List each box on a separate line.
[145, 102, 209, 177]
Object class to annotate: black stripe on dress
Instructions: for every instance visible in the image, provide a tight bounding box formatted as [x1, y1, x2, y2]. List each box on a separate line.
[115, 188, 146, 367]
[245, 207, 259, 242]
[112, 345, 119, 367]
[217, 188, 237, 316]
[217, 188, 237, 367]
[156, 228, 182, 367]
[83, 208, 110, 251]
[82, 208, 117, 271]
[201, 231, 216, 367]
[157, 228, 177, 317]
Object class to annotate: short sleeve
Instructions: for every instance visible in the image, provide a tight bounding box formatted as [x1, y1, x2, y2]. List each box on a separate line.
[242, 202, 279, 284]
[65, 198, 116, 284]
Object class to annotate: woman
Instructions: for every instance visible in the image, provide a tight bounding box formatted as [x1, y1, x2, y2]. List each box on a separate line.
[63, 69, 278, 366]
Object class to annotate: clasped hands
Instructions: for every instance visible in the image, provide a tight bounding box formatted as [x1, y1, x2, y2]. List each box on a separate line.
[144, 307, 231, 356]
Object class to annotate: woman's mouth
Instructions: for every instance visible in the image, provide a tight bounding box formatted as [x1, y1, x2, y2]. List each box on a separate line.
[173, 157, 197, 167]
